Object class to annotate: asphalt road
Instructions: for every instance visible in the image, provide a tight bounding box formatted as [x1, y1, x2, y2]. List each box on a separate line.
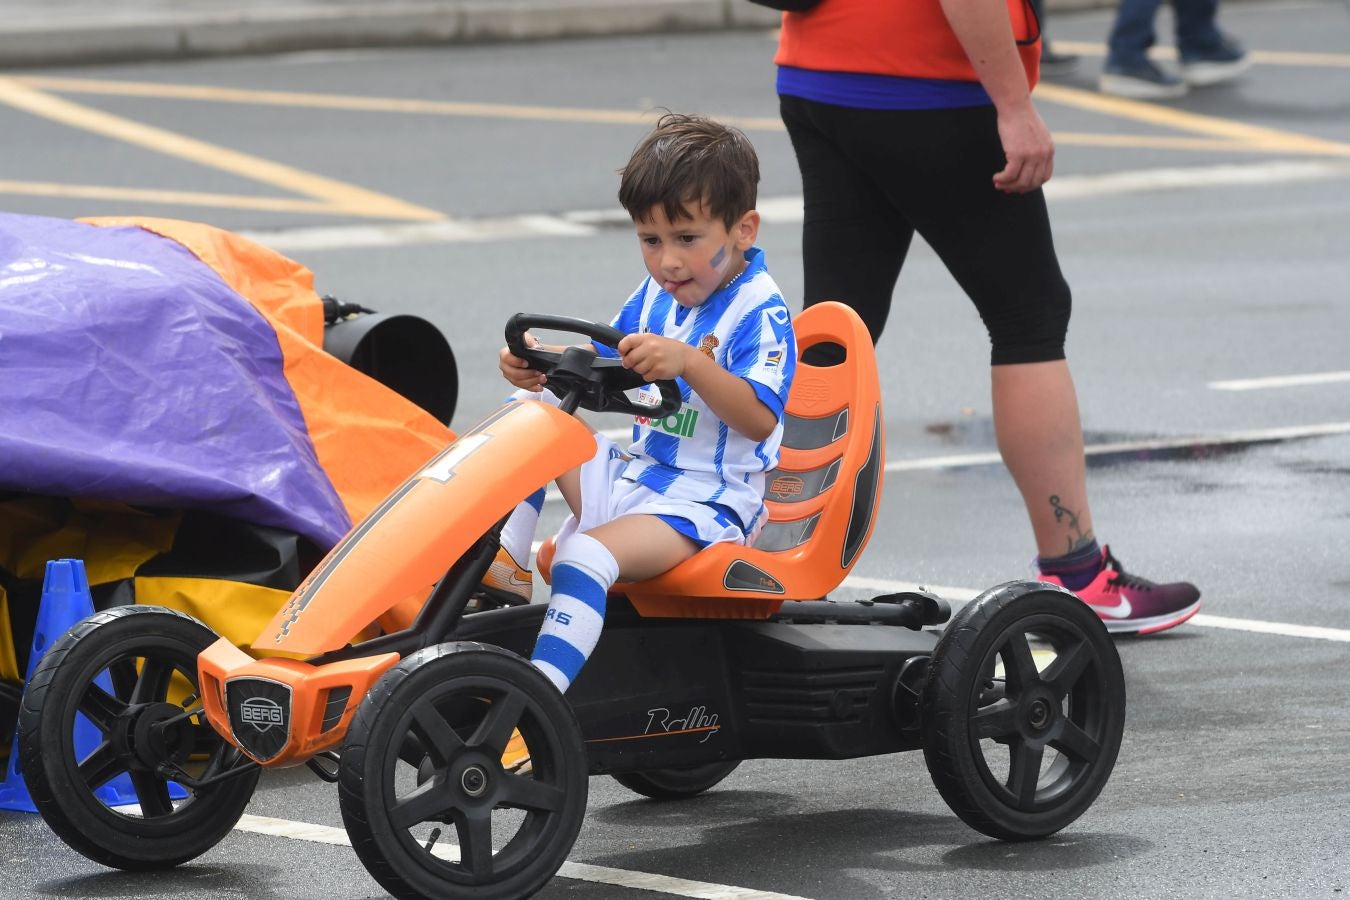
[2, 2, 1349, 898]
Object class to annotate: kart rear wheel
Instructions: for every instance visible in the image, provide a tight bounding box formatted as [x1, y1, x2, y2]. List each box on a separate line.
[340, 643, 587, 900]
[16, 605, 260, 869]
[612, 761, 741, 800]
[921, 582, 1125, 841]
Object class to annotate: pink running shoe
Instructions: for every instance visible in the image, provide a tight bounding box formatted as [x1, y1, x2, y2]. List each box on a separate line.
[1040, 546, 1201, 635]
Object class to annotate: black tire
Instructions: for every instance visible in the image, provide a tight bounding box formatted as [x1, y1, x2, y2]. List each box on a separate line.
[921, 581, 1125, 841]
[612, 761, 741, 800]
[17, 605, 260, 869]
[339, 643, 587, 900]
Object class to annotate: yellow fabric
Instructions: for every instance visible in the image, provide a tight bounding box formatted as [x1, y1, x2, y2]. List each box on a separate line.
[81, 216, 455, 525]
[133, 576, 292, 650]
[0, 587, 18, 683]
[0, 497, 177, 584]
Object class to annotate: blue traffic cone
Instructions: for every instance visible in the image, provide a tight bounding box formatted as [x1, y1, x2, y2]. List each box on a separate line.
[0, 559, 180, 812]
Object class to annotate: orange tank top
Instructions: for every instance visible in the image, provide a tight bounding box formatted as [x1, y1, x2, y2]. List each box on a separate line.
[775, 0, 1041, 88]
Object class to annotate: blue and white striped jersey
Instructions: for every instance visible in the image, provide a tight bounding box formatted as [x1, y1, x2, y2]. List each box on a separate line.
[597, 247, 796, 533]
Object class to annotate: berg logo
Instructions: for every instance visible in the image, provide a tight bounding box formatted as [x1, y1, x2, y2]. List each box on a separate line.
[634, 408, 699, 438]
[240, 696, 285, 733]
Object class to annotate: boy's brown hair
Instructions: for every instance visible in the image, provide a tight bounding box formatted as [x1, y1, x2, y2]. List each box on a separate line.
[618, 112, 760, 229]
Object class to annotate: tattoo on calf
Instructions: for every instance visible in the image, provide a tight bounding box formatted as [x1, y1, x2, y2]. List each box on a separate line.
[1049, 494, 1095, 554]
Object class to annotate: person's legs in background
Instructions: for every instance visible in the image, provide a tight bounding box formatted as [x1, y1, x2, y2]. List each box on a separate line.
[1028, 0, 1079, 74]
[1099, 0, 1189, 98]
[1173, 0, 1251, 86]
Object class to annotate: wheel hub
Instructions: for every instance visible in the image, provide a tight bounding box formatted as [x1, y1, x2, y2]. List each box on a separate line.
[460, 764, 489, 797]
[132, 701, 195, 770]
[1026, 698, 1053, 731]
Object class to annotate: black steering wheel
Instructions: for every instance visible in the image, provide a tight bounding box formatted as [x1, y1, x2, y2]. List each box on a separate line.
[505, 314, 682, 418]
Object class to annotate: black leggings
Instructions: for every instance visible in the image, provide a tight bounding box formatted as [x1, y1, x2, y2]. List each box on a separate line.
[780, 94, 1072, 366]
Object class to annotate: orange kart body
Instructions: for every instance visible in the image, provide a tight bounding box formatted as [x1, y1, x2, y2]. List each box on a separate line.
[20, 284, 1125, 897]
[198, 301, 884, 769]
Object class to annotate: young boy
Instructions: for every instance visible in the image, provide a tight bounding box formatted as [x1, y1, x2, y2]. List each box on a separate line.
[494, 112, 796, 696]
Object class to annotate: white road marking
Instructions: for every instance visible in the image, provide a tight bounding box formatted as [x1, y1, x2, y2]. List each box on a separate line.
[837, 578, 1350, 642]
[885, 421, 1350, 472]
[233, 814, 814, 899]
[1182, 614, 1350, 642]
[530, 525, 1350, 645]
[238, 159, 1350, 252]
[1042, 160, 1350, 200]
[540, 421, 1350, 486]
[562, 422, 1350, 485]
[1209, 371, 1350, 391]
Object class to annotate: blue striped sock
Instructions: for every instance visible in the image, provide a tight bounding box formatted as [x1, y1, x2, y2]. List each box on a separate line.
[530, 533, 618, 693]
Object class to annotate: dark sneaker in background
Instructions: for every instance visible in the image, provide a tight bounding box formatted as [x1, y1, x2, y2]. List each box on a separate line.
[1040, 546, 1201, 635]
[1099, 58, 1188, 99]
[1181, 37, 1252, 86]
[1040, 44, 1080, 76]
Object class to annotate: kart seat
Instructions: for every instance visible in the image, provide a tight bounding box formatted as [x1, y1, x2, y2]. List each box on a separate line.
[538, 300, 884, 619]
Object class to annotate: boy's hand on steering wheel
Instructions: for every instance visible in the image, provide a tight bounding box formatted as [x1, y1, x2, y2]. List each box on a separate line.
[499, 335, 546, 391]
[617, 333, 691, 381]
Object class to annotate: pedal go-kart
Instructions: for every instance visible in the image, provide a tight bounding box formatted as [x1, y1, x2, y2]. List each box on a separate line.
[18, 302, 1125, 899]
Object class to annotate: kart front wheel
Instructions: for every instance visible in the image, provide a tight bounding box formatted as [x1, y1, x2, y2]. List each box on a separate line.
[921, 582, 1125, 841]
[16, 605, 260, 869]
[612, 761, 741, 800]
[339, 643, 587, 900]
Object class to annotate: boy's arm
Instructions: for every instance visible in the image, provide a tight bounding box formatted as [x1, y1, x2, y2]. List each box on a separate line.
[682, 349, 779, 442]
[616, 333, 778, 442]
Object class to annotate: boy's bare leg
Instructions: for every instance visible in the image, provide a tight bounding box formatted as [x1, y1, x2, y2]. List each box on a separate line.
[991, 359, 1096, 558]
[553, 418, 600, 519]
[528, 513, 698, 695]
[584, 514, 700, 582]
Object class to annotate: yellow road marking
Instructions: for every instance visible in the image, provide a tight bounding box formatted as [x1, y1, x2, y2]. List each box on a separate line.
[0, 76, 443, 221]
[10, 77, 1256, 154]
[0, 180, 348, 214]
[5, 58, 1348, 218]
[1035, 82, 1350, 157]
[1053, 132, 1274, 152]
[21, 73, 1350, 159]
[1048, 40, 1350, 68]
[16, 75, 761, 128]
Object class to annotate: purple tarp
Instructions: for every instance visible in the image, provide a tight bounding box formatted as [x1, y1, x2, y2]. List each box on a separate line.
[0, 213, 351, 548]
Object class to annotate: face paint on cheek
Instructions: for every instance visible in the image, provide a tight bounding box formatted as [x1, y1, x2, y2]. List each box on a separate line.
[710, 246, 730, 277]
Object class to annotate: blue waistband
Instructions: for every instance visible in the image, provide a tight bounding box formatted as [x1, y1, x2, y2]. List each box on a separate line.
[777, 65, 991, 110]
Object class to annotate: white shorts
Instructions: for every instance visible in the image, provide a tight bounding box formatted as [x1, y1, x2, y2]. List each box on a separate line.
[557, 434, 752, 549]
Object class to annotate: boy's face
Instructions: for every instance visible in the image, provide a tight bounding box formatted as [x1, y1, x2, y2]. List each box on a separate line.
[634, 200, 760, 308]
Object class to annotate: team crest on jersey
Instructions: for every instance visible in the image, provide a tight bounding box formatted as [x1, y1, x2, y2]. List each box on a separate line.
[697, 334, 720, 360]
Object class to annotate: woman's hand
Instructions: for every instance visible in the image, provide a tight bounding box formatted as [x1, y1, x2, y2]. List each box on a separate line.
[993, 101, 1055, 194]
